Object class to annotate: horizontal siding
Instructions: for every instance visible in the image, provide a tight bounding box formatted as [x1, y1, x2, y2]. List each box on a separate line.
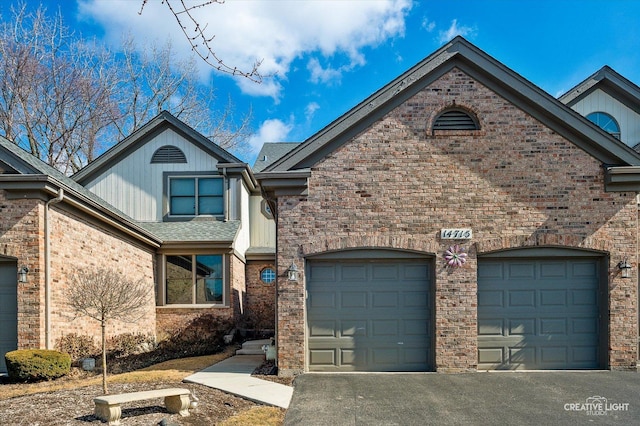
[85, 129, 220, 221]
[571, 88, 640, 147]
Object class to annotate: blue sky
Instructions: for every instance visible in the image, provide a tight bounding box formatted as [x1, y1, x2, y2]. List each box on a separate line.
[9, 0, 640, 164]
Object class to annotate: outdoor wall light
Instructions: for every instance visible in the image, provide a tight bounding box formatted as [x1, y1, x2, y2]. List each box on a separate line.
[18, 265, 29, 283]
[287, 262, 299, 281]
[617, 258, 632, 278]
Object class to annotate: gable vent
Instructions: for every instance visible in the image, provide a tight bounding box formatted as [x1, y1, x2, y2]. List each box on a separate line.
[151, 145, 187, 164]
[433, 109, 479, 130]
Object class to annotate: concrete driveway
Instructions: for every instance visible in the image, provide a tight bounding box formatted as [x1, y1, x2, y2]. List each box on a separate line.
[284, 371, 639, 425]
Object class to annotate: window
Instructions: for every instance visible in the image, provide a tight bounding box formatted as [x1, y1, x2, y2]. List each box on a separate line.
[169, 176, 224, 216]
[433, 109, 480, 130]
[151, 145, 187, 163]
[166, 254, 224, 304]
[260, 267, 276, 284]
[586, 112, 621, 139]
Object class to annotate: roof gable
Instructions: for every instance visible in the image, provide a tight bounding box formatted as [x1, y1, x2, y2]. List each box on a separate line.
[265, 37, 640, 172]
[73, 111, 243, 184]
[559, 66, 640, 115]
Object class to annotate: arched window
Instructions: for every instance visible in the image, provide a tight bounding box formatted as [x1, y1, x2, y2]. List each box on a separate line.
[151, 145, 187, 163]
[433, 108, 480, 131]
[586, 112, 620, 139]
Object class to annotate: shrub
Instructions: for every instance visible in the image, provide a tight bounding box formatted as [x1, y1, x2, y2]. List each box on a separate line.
[55, 334, 99, 363]
[159, 314, 232, 358]
[5, 349, 71, 382]
[107, 333, 156, 358]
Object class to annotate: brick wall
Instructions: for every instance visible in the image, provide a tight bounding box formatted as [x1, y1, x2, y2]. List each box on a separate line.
[0, 191, 44, 349]
[275, 68, 638, 375]
[245, 261, 276, 330]
[48, 204, 157, 347]
[0, 191, 158, 351]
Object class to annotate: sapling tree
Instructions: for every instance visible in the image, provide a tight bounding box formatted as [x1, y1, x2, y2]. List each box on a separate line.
[65, 268, 151, 394]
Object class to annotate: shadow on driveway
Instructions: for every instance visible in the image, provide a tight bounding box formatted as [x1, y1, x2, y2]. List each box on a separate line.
[284, 371, 639, 425]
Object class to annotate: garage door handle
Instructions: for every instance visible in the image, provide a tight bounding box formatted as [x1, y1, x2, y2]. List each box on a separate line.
[397, 342, 404, 345]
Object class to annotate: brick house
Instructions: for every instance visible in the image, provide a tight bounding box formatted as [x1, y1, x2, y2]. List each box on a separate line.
[256, 37, 640, 376]
[0, 112, 277, 372]
[2, 36, 640, 376]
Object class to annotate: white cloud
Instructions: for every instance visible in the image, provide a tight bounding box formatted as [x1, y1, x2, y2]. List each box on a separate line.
[422, 18, 436, 32]
[438, 19, 476, 43]
[247, 119, 294, 154]
[78, 0, 413, 99]
[305, 102, 320, 122]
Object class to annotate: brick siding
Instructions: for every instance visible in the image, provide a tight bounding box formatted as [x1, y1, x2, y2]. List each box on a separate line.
[275, 68, 638, 375]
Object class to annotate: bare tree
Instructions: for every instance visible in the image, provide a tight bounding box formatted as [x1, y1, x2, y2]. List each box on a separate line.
[139, 0, 263, 82]
[65, 268, 151, 394]
[0, 3, 252, 174]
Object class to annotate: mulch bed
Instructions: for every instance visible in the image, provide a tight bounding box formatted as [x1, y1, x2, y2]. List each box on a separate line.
[0, 381, 260, 425]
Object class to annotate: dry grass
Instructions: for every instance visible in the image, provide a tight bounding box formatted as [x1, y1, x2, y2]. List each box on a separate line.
[219, 406, 286, 426]
[0, 346, 236, 399]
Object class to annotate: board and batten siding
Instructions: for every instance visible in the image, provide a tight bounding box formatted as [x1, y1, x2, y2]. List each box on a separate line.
[84, 129, 220, 221]
[249, 194, 275, 249]
[570, 88, 640, 147]
[234, 180, 251, 254]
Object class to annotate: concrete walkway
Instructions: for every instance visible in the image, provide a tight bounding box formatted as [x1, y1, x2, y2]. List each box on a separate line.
[183, 354, 293, 409]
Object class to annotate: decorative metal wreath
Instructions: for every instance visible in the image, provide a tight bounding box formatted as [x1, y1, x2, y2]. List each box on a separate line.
[444, 244, 467, 267]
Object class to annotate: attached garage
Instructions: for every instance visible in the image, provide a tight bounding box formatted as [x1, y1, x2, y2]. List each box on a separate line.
[306, 251, 433, 372]
[477, 248, 607, 370]
[0, 256, 18, 373]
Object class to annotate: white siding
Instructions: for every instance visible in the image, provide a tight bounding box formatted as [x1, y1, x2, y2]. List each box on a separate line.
[249, 195, 276, 248]
[571, 88, 640, 147]
[84, 129, 220, 221]
[234, 181, 252, 254]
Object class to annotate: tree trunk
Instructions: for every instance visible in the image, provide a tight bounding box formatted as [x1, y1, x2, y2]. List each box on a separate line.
[102, 320, 108, 394]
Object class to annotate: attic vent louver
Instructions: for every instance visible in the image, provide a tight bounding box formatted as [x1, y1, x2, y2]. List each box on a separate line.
[151, 145, 187, 164]
[433, 109, 479, 130]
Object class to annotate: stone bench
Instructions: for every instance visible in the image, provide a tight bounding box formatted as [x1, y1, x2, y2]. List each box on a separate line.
[94, 387, 191, 425]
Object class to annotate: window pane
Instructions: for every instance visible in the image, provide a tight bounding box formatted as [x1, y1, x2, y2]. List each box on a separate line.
[170, 178, 195, 196]
[198, 196, 224, 215]
[171, 197, 195, 215]
[199, 178, 223, 196]
[195, 255, 223, 303]
[166, 256, 193, 304]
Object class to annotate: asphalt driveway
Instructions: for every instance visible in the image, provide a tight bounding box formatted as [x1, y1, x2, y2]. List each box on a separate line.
[284, 371, 640, 425]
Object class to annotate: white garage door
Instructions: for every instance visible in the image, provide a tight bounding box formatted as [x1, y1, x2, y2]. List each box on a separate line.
[478, 252, 603, 370]
[307, 253, 433, 372]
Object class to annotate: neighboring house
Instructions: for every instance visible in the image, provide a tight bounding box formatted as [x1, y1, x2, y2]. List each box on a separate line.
[0, 111, 276, 372]
[256, 37, 640, 375]
[560, 66, 640, 149]
[0, 136, 159, 373]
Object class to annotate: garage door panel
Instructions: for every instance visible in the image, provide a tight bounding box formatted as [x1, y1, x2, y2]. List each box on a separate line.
[372, 291, 399, 308]
[307, 259, 432, 372]
[509, 318, 536, 335]
[478, 318, 503, 336]
[509, 290, 536, 307]
[540, 290, 566, 306]
[342, 291, 367, 308]
[478, 256, 601, 370]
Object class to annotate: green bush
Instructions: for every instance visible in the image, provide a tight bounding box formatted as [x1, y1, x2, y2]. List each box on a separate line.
[5, 349, 71, 382]
[54, 333, 99, 363]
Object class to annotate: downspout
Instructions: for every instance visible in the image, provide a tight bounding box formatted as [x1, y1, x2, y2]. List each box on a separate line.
[223, 168, 229, 222]
[44, 188, 64, 349]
